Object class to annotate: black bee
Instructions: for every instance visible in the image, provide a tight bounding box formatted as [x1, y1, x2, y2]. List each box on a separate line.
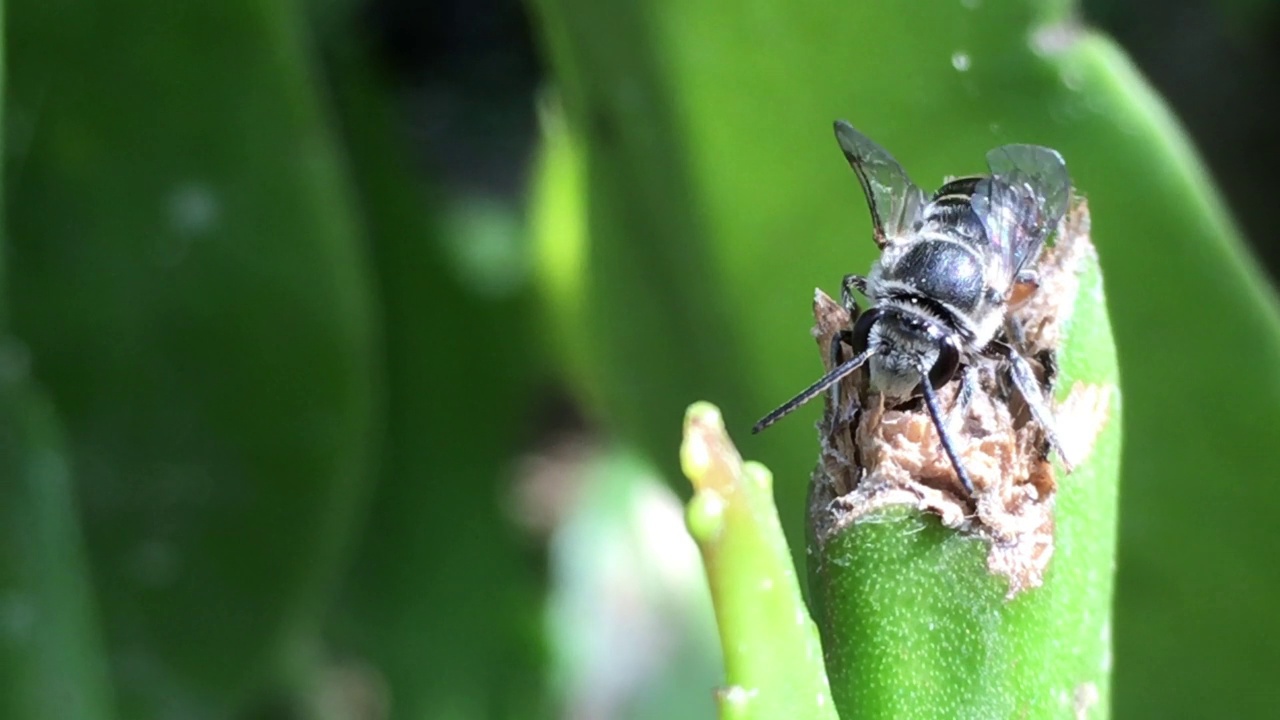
[753, 120, 1073, 494]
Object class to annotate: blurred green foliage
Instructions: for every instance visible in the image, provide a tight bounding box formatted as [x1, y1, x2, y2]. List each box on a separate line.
[2, 1, 543, 719]
[9, 1, 379, 715]
[0, 381, 116, 720]
[316, 34, 546, 720]
[1, 0, 1278, 718]
[546, 445, 721, 720]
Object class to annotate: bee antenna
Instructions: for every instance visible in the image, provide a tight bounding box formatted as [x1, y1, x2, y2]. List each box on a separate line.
[752, 348, 875, 434]
[917, 369, 976, 494]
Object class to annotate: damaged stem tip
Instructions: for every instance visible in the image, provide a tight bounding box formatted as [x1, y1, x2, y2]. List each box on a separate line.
[811, 199, 1111, 596]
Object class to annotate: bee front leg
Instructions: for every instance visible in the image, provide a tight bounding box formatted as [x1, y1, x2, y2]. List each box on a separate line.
[841, 274, 868, 316]
[833, 274, 868, 423]
[1009, 269, 1041, 307]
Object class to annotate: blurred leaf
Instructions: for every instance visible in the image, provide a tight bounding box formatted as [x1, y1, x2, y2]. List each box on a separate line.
[528, 0, 1280, 716]
[0, 375, 117, 720]
[441, 195, 531, 300]
[7, 1, 379, 715]
[316, 31, 547, 720]
[1, 10, 116, 716]
[530, 0, 756, 491]
[546, 443, 720, 720]
[530, 102, 599, 415]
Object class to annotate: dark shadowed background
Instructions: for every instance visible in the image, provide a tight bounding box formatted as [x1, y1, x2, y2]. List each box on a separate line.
[375, 0, 1280, 277]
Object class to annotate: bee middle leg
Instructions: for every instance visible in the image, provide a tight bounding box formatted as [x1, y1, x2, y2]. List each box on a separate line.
[995, 342, 1074, 472]
[948, 364, 981, 435]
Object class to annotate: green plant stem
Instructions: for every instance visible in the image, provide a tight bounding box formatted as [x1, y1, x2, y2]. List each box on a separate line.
[680, 402, 837, 720]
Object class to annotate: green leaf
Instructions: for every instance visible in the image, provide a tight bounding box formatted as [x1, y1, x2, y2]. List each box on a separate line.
[7, 2, 379, 715]
[528, 0, 1280, 714]
[0, 378, 117, 720]
[316, 32, 547, 720]
[530, 102, 598, 413]
[0, 8, 115, 714]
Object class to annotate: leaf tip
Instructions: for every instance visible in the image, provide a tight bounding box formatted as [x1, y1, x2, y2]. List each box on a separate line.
[680, 418, 712, 483]
[680, 401, 726, 488]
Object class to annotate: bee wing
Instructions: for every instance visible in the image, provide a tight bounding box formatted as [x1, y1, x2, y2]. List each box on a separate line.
[833, 120, 928, 248]
[970, 144, 1071, 279]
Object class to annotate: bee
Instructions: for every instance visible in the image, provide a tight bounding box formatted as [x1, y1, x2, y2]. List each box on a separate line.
[752, 120, 1073, 494]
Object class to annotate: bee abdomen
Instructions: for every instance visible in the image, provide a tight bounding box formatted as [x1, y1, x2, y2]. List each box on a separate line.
[932, 175, 984, 201]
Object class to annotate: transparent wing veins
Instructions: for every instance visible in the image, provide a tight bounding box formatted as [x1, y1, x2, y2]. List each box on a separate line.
[970, 144, 1071, 280]
[833, 120, 927, 248]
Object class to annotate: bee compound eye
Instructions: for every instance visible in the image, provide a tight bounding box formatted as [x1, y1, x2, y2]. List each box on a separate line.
[850, 307, 881, 353]
[928, 340, 960, 390]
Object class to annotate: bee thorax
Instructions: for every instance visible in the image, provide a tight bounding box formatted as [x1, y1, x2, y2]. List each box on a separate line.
[893, 241, 985, 314]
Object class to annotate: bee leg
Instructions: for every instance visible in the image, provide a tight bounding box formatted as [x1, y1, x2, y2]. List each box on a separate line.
[1036, 348, 1059, 389]
[840, 274, 868, 315]
[1009, 270, 1041, 306]
[1003, 315, 1027, 348]
[949, 364, 980, 434]
[830, 269, 872, 418]
[999, 344, 1075, 472]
